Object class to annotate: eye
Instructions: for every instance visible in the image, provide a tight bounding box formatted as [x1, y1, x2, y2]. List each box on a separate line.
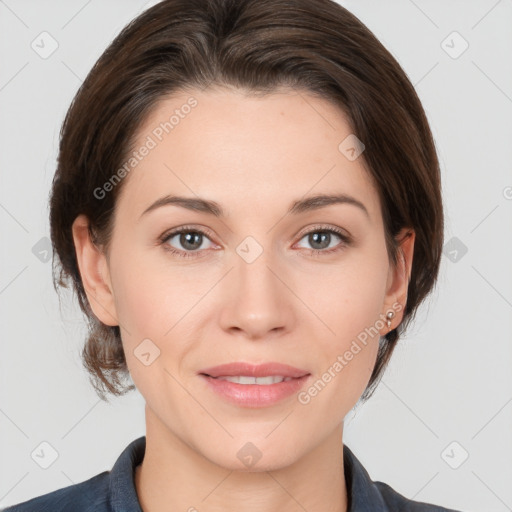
[295, 226, 351, 255]
[159, 224, 352, 259]
[159, 226, 216, 258]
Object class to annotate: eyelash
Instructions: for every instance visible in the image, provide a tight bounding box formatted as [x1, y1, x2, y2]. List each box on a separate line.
[158, 224, 352, 259]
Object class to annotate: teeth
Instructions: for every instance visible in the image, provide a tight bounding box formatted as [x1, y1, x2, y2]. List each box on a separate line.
[215, 375, 293, 385]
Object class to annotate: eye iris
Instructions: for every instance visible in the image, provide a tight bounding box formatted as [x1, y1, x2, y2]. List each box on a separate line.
[309, 231, 331, 250]
[180, 232, 202, 250]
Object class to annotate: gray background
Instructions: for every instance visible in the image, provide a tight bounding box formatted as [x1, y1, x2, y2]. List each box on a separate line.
[1, 1, 511, 510]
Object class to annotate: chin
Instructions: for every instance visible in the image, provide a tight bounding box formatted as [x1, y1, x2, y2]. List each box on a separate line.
[201, 437, 305, 473]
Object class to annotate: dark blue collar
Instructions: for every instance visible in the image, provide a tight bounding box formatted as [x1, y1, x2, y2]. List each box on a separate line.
[106, 436, 457, 511]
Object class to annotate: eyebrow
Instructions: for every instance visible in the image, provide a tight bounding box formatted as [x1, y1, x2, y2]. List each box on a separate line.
[139, 193, 369, 219]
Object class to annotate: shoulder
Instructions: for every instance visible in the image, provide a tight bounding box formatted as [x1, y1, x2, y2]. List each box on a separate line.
[1, 436, 146, 512]
[0, 472, 111, 512]
[374, 480, 461, 511]
[343, 444, 463, 511]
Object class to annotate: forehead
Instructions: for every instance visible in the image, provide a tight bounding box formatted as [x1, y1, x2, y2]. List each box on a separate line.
[116, 87, 380, 221]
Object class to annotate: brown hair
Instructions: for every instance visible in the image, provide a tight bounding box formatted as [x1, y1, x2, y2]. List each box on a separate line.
[50, 0, 443, 402]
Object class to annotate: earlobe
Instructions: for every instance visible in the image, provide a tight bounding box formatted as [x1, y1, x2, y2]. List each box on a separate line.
[71, 214, 119, 327]
[381, 228, 415, 334]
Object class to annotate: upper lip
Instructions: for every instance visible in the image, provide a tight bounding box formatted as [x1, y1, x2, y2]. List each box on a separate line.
[199, 362, 310, 378]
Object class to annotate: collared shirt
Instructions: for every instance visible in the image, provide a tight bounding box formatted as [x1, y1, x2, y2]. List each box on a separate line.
[1, 436, 462, 511]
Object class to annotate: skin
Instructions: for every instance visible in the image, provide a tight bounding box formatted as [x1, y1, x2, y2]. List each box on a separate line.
[72, 86, 414, 512]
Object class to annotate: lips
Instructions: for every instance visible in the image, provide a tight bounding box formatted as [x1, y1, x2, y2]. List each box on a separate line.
[199, 364, 312, 407]
[198, 362, 310, 379]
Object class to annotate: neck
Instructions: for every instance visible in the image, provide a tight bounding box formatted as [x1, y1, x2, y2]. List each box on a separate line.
[135, 405, 348, 512]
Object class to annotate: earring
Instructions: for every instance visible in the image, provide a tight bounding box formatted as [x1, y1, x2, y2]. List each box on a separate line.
[386, 311, 395, 329]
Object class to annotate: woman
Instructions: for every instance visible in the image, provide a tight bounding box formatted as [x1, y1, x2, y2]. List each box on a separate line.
[2, 0, 463, 510]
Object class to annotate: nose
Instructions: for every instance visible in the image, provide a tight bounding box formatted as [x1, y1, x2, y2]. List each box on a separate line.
[218, 243, 296, 341]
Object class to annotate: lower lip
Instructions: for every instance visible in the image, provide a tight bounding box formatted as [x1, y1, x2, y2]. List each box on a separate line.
[200, 374, 311, 408]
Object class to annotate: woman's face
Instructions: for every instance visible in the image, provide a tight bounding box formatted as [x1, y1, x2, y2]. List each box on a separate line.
[74, 86, 412, 470]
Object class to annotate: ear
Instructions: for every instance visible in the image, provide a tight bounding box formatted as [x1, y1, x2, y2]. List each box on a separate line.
[71, 214, 119, 327]
[379, 228, 415, 335]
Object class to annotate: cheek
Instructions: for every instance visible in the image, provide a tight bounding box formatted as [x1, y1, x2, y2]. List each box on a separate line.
[111, 268, 161, 337]
[108, 250, 209, 374]
[296, 248, 388, 404]
[108, 262, 187, 399]
[299, 248, 389, 342]
[108, 242, 194, 334]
